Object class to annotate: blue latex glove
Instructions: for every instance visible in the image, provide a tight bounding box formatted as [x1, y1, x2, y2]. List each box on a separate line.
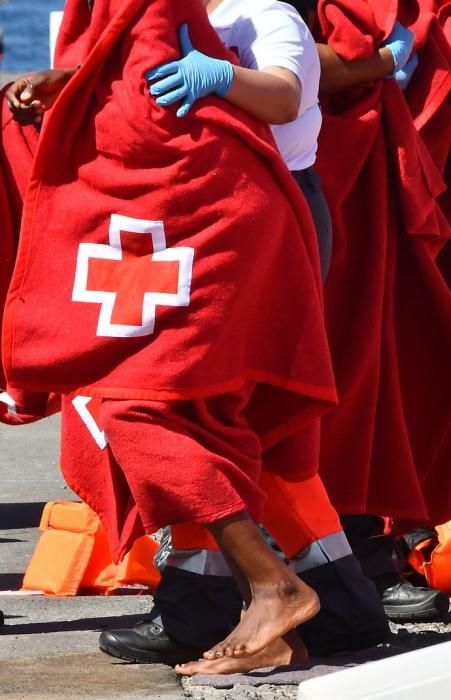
[394, 52, 419, 90]
[146, 24, 234, 118]
[383, 20, 415, 74]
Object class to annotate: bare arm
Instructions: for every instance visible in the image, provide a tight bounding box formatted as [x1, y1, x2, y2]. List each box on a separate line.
[317, 44, 394, 95]
[225, 65, 301, 125]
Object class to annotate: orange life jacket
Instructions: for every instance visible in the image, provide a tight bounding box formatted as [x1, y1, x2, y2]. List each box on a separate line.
[408, 522, 451, 594]
[22, 501, 161, 596]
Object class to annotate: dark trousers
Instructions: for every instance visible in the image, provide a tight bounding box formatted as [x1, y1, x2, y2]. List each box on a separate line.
[154, 553, 388, 655]
[292, 166, 333, 281]
[341, 515, 401, 595]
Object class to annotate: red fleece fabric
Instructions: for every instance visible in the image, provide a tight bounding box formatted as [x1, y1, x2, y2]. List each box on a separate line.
[3, 0, 336, 441]
[61, 395, 145, 560]
[0, 90, 59, 423]
[170, 423, 343, 560]
[314, 0, 451, 525]
[406, 1, 451, 247]
[61, 394, 337, 560]
[407, 2, 451, 174]
[0, 91, 39, 389]
[1, 0, 337, 541]
[98, 393, 265, 532]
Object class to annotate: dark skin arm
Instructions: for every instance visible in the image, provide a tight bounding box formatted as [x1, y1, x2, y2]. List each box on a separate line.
[6, 68, 77, 125]
[317, 44, 395, 95]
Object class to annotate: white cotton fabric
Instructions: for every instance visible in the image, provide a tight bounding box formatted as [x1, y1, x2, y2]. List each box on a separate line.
[209, 0, 322, 170]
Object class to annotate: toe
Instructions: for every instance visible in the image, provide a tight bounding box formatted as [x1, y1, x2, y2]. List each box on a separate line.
[175, 662, 195, 676]
[203, 649, 217, 660]
[233, 644, 247, 657]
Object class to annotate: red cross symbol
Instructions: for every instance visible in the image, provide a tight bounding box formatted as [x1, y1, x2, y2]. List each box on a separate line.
[72, 215, 194, 337]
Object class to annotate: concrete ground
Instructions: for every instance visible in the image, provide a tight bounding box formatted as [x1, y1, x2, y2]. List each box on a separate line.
[0, 416, 186, 699]
[0, 417, 301, 699]
[1, 419, 451, 699]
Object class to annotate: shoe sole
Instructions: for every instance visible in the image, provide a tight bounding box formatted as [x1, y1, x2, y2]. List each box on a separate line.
[99, 641, 199, 666]
[384, 599, 450, 622]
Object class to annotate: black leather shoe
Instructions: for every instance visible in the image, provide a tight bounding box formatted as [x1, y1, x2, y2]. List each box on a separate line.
[0, 610, 3, 627]
[382, 581, 449, 622]
[99, 617, 202, 665]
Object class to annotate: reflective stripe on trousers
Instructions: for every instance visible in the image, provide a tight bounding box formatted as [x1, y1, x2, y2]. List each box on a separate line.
[164, 529, 352, 577]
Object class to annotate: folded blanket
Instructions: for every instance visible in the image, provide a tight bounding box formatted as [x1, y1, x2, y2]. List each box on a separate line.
[2, 0, 337, 448]
[314, 0, 451, 524]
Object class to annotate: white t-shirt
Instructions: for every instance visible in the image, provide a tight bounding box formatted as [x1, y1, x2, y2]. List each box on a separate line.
[209, 0, 322, 171]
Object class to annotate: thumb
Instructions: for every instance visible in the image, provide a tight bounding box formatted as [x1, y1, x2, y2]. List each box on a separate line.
[178, 23, 194, 57]
[19, 80, 35, 102]
[20, 73, 46, 102]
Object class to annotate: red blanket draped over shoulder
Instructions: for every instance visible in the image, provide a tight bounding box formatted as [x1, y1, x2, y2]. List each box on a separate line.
[1, 0, 336, 448]
[314, 0, 451, 525]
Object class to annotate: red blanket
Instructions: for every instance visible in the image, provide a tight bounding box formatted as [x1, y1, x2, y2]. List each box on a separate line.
[0, 92, 38, 387]
[2, 0, 336, 448]
[406, 1, 451, 175]
[407, 0, 451, 284]
[314, 0, 451, 525]
[0, 91, 57, 424]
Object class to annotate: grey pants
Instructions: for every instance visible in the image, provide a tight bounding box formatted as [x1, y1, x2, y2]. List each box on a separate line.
[292, 166, 333, 281]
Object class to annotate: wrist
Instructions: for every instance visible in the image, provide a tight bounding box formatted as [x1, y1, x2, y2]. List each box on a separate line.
[214, 59, 234, 97]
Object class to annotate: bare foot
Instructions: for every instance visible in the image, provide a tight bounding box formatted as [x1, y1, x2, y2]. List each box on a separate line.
[177, 632, 308, 676]
[203, 575, 319, 660]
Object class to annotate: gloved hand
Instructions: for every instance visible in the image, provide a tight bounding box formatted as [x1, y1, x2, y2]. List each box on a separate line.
[383, 21, 415, 74]
[146, 23, 234, 118]
[394, 52, 419, 90]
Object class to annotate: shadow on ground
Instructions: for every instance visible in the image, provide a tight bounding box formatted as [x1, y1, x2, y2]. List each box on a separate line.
[0, 502, 47, 529]
[0, 573, 24, 590]
[392, 627, 451, 651]
[0, 613, 145, 635]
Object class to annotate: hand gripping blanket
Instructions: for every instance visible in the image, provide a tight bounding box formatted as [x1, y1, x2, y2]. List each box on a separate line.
[313, 0, 451, 525]
[1, 0, 337, 450]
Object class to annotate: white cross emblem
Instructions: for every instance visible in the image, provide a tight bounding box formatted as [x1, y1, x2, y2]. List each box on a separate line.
[72, 214, 195, 338]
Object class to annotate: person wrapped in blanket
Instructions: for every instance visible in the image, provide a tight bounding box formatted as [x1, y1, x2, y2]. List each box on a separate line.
[5, 0, 446, 675]
[5, 0, 386, 673]
[4, 0, 385, 675]
[99, 0, 397, 673]
[3, 0, 338, 675]
[294, 0, 450, 625]
[97, 0, 448, 675]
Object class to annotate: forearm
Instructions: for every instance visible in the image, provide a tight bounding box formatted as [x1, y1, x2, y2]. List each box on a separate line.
[317, 44, 394, 95]
[224, 65, 301, 125]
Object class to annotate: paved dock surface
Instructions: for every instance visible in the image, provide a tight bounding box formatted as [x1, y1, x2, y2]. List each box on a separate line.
[1, 417, 450, 699]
